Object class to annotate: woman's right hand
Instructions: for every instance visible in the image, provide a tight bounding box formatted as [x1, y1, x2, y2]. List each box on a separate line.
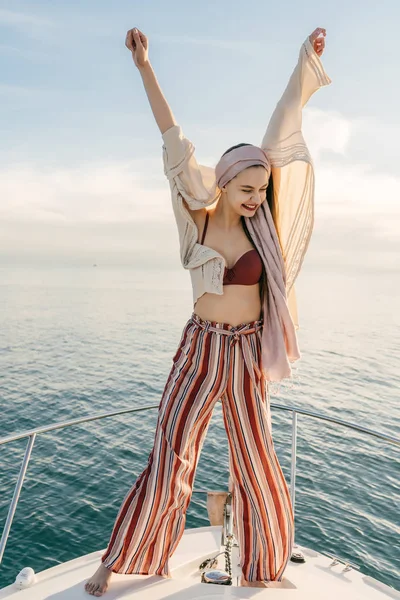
[125, 27, 149, 69]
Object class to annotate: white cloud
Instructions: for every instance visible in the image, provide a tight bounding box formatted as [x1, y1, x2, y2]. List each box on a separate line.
[304, 108, 400, 178]
[301, 108, 400, 240]
[0, 159, 169, 224]
[303, 107, 351, 157]
[0, 8, 53, 30]
[0, 108, 399, 266]
[1, 126, 399, 236]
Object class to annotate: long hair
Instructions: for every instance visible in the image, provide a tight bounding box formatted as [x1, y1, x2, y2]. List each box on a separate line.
[221, 142, 275, 311]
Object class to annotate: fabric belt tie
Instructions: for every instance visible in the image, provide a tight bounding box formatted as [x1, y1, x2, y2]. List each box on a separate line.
[190, 316, 264, 403]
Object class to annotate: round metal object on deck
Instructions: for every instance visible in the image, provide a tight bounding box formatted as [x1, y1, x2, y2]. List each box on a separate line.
[201, 569, 232, 585]
[290, 549, 306, 563]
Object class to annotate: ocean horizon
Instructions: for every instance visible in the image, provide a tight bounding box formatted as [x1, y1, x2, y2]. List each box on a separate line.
[0, 263, 399, 591]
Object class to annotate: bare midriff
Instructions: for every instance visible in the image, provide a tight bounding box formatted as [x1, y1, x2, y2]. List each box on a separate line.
[193, 284, 262, 327]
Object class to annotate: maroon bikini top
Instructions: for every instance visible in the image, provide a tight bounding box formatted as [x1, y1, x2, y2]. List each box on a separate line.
[200, 211, 263, 286]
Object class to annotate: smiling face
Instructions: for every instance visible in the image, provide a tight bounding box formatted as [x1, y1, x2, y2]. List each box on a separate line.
[222, 166, 269, 216]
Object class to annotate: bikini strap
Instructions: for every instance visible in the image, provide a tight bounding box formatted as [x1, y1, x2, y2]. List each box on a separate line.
[200, 211, 209, 245]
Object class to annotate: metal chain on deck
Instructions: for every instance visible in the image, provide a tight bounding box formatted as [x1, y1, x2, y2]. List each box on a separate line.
[224, 533, 234, 577]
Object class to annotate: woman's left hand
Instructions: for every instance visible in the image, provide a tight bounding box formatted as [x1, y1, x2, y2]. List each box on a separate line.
[309, 27, 326, 57]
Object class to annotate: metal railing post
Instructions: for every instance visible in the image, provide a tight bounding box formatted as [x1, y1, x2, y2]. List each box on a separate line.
[0, 433, 36, 564]
[290, 410, 298, 514]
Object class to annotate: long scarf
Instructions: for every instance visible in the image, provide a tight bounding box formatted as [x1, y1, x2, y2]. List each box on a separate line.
[215, 145, 300, 382]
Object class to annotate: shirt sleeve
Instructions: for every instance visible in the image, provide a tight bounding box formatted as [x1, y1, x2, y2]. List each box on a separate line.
[161, 124, 225, 272]
[260, 35, 332, 296]
[161, 124, 220, 211]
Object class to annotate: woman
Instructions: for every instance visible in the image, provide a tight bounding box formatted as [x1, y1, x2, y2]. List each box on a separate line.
[85, 25, 331, 596]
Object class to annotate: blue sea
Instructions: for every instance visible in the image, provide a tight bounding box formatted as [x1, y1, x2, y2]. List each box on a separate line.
[0, 265, 399, 591]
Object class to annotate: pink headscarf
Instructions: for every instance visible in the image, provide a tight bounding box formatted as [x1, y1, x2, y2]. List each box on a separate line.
[214, 145, 300, 382]
[215, 145, 271, 189]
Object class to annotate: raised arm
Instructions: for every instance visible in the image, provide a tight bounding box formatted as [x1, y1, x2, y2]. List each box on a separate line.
[258, 27, 332, 327]
[126, 27, 218, 212]
[126, 27, 176, 135]
[261, 27, 331, 155]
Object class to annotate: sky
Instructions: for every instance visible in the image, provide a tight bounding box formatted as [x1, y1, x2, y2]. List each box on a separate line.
[0, 0, 399, 270]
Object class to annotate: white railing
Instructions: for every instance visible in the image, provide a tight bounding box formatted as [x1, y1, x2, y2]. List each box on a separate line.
[0, 402, 399, 567]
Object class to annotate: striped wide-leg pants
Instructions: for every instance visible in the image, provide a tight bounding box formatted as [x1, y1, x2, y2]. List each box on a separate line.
[101, 311, 295, 582]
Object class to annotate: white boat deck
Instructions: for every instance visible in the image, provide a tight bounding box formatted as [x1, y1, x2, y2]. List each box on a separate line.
[0, 525, 398, 599]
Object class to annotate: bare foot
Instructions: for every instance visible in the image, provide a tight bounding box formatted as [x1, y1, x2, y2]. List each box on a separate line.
[85, 563, 113, 597]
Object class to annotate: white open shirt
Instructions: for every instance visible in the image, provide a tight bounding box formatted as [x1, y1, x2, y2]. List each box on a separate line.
[161, 35, 332, 329]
